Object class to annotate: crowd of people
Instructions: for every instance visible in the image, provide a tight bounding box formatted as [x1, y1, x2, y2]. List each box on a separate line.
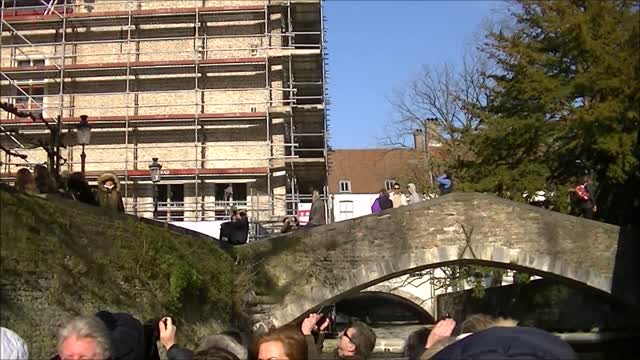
[12, 166, 125, 213]
[0, 310, 578, 360]
[371, 173, 453, 214]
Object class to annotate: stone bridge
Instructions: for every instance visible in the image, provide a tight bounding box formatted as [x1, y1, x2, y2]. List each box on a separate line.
[239, 193, 636, 329]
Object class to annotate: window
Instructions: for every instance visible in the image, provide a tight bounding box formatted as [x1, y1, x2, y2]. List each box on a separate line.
[215, 183, 247, 202]
[338, 180, 351, 193]
[16, 58, 45, 82]
[156, 184, 185, 221]
[338, 200, 354, 218]
[16, 59, 44, 67]
[385, 179, 396, 191]
[15, 86, 44, 109]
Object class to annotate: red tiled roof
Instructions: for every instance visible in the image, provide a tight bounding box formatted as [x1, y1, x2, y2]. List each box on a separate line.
[328, 148, 447, 194]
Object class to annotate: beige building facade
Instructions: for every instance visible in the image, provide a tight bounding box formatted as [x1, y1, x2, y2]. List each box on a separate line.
[1, 0, 327, 224]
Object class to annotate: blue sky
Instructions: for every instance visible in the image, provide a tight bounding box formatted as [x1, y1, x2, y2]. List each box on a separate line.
[324, 0, 502, 149]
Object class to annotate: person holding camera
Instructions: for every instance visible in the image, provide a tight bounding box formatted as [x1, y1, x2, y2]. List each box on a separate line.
[301, 313, 376, 359]
[158, 317, 193, 360]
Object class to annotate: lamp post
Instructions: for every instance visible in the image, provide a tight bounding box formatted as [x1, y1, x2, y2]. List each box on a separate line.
[149, 157, 162, 219]
[77, 115, 92, 174]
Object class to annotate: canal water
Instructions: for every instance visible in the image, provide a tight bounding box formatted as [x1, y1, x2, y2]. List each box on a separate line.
[318, 322, 636, 359]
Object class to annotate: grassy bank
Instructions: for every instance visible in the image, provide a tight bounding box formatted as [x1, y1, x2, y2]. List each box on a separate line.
[0, 186, 238, 358]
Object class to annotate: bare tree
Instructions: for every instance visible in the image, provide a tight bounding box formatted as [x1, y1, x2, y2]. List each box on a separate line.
[0, 102, 68, 171]
[384, 50, 492, 151]
[382, 50, 493, 191]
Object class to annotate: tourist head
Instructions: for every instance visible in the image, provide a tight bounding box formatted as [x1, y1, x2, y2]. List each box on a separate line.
[58, 316, 111, 360]
[197, 334, 247, 360]
[392, 183, 401, 194]
[460, 314, 518, 335]
[33, 164, 48, 178]
[193, 346, 240, 360]
[404, 327, 429, 360]
[256, 326, 307, 360]
[337, 320, 376, 358]
[15, 168, 36, 194]
[103, 179, 115, 190]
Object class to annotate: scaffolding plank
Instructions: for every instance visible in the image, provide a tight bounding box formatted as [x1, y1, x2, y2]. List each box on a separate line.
[0, 167, 269, 179]
[0, 112, 268, 126]
[1, 57, 266, 80]
[1, 5, 266, 31]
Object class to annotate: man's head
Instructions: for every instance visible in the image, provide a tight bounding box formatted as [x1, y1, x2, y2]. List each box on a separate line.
[337, 320, 376, 358]
[58, 316, 111, 360]
[392, 183, 401, 194]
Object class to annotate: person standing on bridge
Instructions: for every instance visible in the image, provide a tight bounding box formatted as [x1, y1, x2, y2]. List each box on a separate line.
[371, 189, 393, 213]
[407, 183, 422, 205]
[575, 175, 597, 220]
[435, 172, 453, 195]
[390, 183, 408, 208]
[307, 190, 326, 227]
[94, 172, 125, 213]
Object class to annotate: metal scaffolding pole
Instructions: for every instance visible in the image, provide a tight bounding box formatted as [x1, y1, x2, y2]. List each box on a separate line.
[194, 1, 200, 222]
[123, 0, 133, 203]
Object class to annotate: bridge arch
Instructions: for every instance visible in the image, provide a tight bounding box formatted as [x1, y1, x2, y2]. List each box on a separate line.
[336, 290, 435, 324]
[240, 193, 625, 328]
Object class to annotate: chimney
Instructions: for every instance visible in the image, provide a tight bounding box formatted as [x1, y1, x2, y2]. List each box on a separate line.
[413, 129, 425, 151]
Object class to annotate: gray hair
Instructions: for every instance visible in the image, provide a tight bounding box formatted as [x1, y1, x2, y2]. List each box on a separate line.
[196, 334, 248, 360]
[57, 316, 111, 360]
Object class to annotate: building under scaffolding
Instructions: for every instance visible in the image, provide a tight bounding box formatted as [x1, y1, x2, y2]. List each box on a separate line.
[0, 0, 328, 228]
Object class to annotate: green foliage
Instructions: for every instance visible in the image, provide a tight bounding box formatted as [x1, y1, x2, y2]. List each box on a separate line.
[514, 271, 532, 284]
[458, 0, 640, 224]
[431, 265, 505, 299]
[0, 188, 237, 358]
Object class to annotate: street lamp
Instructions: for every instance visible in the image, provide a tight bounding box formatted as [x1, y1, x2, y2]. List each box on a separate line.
[149, 157, 162, 219]
[77, 115, 92, 174]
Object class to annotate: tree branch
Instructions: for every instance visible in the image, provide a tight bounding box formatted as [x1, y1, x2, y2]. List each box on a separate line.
[0, 145, 28, 160]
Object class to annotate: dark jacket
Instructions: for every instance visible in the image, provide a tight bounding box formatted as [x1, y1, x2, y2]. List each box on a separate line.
[167, 345, 193, 360]
[94, 172, 125, 212]
[94, 311, 145, 360]
[431, 327, 577, 360]
[378, 195, 392, 210]
[67, 173, 97, 206]
[229, 217, 249, 245]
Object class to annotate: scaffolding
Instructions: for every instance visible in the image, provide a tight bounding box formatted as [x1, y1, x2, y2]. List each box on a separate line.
[0, 0, 328, 225]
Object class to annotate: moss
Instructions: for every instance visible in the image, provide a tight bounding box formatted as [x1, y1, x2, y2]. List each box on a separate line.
[0, 188, 237, 358]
